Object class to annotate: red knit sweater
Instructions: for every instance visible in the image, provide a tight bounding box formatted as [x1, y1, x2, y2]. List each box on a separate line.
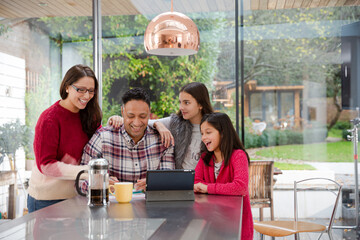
[28, 101, 90, 200]
[34, 100, 89, 171]
[194, 149, 254, 240]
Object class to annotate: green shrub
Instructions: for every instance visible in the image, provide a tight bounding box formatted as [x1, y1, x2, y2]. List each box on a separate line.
[283, 130, 303, 144]
[277, 130, 289, 145]
[263, 129, 303, 146]
[263, 129, 277, 146]
[303, 128, 328, 143]
[245, 127, 326, 148]
[333, 121, 352, 130]
[244, 131, 267, 149]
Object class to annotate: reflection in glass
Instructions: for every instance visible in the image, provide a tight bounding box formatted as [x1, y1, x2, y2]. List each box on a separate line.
[264, 92, 278, 125]
[280, 92, 294, 119]
[0, 2, 93, 168]
[0, 1, 94, 217]
[280, 92, 295, 128]
[0, 214, 165, 240]
[1, 3, 360, 219]
[250, 92, 262, 120]
[243, 6, 360, 151]
[100, 1, 236, 123]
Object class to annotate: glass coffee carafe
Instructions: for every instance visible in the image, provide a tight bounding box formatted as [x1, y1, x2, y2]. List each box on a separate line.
[76, 157, 109, 206]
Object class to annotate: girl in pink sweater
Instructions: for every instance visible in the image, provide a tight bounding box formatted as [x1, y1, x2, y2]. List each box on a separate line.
[194, 112, 253, 240]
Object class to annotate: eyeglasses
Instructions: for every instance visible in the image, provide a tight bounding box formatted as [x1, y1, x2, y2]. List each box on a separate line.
[71, 85, 95, 95]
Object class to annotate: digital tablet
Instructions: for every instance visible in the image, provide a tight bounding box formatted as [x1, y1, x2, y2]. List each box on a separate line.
[146, 169, 195, 191]
[146, 169, 195, 201]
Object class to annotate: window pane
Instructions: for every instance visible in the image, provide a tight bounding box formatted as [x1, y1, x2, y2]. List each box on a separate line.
[280, 92, 295, 128]
[250, 93, 262, 120]
[0, 0, 92, 215]
[264, 92, 278, 124]
[280, 92, 294, 118]
[100, 1, 237, 124]
[244, 6, 360, 152]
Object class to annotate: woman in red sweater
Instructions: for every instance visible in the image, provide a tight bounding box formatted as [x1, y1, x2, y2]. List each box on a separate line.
[27, 64, 102, 212]
[194, 112, 253, 240]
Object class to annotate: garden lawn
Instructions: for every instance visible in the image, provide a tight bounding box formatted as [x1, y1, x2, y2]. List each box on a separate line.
[251, 159, 316, 170]
[328, 128, 343, 138]
[274, 162, 316, 170]
[255, 141, 354, 162]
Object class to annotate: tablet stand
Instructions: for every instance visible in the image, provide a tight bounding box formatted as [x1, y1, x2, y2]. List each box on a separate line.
[146, 190, 194, 202]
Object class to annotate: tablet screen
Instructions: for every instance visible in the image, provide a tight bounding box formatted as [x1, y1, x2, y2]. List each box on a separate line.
[146, 170, 195, 191]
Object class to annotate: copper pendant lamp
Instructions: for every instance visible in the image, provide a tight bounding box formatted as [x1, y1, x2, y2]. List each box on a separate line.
[144, 0, 200, 56]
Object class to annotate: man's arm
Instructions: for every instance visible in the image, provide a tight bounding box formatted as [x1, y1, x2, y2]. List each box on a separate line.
[134, 146, 174, 191]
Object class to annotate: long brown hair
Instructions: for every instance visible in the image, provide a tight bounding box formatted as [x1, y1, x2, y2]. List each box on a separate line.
[176, 82, 214, 118]
[59, 64, 102, 138]
[200, 112, 250, 166]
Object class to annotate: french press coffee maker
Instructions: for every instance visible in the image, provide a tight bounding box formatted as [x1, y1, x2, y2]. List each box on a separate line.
[76, 157, 109, 206]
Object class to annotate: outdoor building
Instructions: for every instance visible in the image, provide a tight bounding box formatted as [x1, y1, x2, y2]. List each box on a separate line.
[0, 0, 360, 239]
[219, 80, 304, 129]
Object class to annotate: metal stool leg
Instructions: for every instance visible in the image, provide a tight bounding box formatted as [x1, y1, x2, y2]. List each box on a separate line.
[260, 233, 264, 240]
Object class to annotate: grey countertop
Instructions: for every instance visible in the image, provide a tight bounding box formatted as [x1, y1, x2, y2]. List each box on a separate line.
[0, 193, 243, 240]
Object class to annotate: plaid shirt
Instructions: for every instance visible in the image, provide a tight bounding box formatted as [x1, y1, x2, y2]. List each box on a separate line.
[81, 125, 175, 183]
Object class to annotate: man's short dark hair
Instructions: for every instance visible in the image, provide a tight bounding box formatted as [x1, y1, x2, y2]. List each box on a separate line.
[122, 87, 150, 107]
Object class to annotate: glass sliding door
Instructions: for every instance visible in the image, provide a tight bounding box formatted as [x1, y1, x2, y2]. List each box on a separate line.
[100, 0, 237, 124]
[249, 92, 262, 120]
[244, 4, 360, 148]
[0, 0, 93, 218]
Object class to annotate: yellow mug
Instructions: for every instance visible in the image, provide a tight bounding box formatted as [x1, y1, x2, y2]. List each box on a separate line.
[109, 182, 133, 203]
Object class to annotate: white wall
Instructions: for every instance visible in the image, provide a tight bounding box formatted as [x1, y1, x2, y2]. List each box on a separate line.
[0, 51, 26, 171]
[0, 52, 26, 218]
[0, 52, 26, 125]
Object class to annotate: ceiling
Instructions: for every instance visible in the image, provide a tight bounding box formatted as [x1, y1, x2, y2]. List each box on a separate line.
[0, 0, 358, 18]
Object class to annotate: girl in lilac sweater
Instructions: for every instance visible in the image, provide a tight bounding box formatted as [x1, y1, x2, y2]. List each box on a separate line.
[194, 112, 253, 240]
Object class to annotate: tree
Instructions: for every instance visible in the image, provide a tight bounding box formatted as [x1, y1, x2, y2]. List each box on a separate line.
[221, 7, 359, 130]
[37, 13, 227, 122]
[0, 120, 31, 169]
[26, 6, 360, 131]
[0, 23, 10, 36]
[326, 66, 342, 130]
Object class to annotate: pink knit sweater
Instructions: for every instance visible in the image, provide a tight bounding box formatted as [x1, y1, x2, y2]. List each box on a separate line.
[194, 149, 254, 240]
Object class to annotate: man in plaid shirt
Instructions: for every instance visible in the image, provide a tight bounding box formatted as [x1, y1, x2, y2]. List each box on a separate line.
[81, 88, 174, 191]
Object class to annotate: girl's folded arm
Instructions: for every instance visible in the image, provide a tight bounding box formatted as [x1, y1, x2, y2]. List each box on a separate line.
[207, 151, 249, 196]
[194, 159, 207, 184]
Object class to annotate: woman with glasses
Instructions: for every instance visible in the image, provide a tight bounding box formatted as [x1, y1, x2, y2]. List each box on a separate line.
[27, 64, 102, 212]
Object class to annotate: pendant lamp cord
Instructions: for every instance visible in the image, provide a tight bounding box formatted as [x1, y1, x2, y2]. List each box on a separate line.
[171, 0, 173, 12]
